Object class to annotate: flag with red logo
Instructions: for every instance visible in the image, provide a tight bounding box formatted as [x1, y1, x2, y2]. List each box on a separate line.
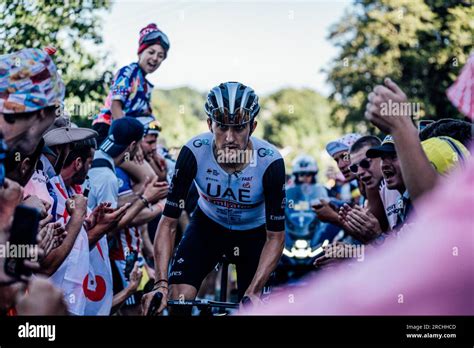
[447, 53, 474, 120]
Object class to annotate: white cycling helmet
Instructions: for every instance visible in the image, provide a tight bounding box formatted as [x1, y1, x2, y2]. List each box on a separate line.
[204, 81, 260, 126]
[292, 154, 318, 174]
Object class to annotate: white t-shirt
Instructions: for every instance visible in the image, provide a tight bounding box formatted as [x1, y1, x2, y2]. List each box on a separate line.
[379, 180, 402, 230]
[48, 174, 89, 316]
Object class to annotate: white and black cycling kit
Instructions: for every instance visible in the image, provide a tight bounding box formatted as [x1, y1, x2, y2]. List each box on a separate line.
[162, 132, 286, 297]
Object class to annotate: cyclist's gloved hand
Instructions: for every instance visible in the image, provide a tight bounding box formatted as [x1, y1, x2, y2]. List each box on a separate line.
[240, 295, 254, 309]
[142, 281, 168, 316]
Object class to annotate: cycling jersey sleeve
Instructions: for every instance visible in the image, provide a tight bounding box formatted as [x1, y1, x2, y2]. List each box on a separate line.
[262, 158, 286, 232]
[163, 146, 197, 219]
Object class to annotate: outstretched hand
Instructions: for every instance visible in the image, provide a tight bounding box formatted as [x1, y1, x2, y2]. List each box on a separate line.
[365, 78, 414, 134]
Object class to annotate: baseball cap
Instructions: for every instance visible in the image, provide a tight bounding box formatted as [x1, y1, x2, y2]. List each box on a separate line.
[326, 133, 362, 157]
[0, 48, 65, 114]
[421, 136, 470, 175]
[366, 135, 396, 158]
[100, 117, 145, 157]
[136, 116, 161, 136]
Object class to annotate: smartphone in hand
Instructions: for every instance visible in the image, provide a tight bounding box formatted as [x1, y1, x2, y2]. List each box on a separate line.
[4, 205, 40, 278]
[124, 251, 138, 281]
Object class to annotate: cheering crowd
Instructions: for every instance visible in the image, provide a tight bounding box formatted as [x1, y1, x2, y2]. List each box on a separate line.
[0, 21, 472, 316]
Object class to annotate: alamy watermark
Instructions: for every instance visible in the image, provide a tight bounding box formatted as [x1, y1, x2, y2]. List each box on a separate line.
[324, 243, 365, 262]
[380, 100, 422, 118]
[0, 242, 39, 262]
[216, 148, 258, 167]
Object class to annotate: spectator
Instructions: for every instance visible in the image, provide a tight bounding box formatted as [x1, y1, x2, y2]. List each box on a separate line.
[38, 126, 96, 315]
[325, 133, 362, 183]
[392, 136, 471, 230]
[365, 78, 470, 205]
[247, 152, 474, 315]
[313, 133, 362, 227]
[419, 118, 472, 148]
[330, 136, 386, 243]
[92, 23, 170, 143]
[5, 139, 45, 187]
[0, 48, 65, 154]
[84, 117, 166, 315]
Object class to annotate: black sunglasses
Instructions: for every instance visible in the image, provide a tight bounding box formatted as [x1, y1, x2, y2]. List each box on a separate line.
[349, 158, 371, 173]
[297, 172, 316, 177]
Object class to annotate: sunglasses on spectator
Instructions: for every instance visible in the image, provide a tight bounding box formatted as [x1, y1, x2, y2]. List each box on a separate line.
[148, 120, 162, 132]
[349, 158, 371, 173]
[297, 172, 316, 177]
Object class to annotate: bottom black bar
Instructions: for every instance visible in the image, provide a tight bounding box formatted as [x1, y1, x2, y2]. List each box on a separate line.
[0, 316, 472, 346]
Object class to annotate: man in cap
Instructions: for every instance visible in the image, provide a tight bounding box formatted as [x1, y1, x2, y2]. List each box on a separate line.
[346, 135, 401, 234]
[107, 116, 168, 315]
[0, 48, 65, 154]
[365, 77, 470, 204]
[367, 134, 468, 197]
[0, 48, 65, 280]
[325, 133, 362, 182]
[84, 116, 167, 315]
[136, 116, 167, 181]
[313, 133, 362, 229]
[34, 121, 99, 315]
[117, 116, 168, 199]
[366, 135, 406, 195]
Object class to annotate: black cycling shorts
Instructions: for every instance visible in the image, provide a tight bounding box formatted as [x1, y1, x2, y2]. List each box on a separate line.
[169, 207, 267, 301]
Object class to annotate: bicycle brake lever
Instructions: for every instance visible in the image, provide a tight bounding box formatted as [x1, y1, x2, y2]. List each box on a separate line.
[147, 291, 163, 316]
[241, 296, 253, 308]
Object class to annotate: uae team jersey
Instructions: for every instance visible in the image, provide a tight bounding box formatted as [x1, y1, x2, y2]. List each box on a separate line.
[163, 132, 286, 231]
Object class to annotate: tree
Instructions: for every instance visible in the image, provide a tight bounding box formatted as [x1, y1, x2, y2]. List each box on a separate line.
[151, 87, 208, 148]
[150, 86, 343, 180]
[0, 0, 114, 120]
[325, 0, 474, 131]
[260, 88, 341, 175]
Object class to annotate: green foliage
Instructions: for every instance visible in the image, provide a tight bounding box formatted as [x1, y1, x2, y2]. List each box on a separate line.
[325, 0, 474, 131]
[148, 86, 341, 179]
[0, 0, 114, 108]
[151, 87, 208, 148]
[260, 88, 341, 177]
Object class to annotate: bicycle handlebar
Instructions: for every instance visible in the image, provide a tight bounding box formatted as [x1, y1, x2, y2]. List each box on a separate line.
[146, 291, 239, 316]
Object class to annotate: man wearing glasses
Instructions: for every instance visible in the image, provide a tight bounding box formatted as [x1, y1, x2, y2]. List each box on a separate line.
[142, 82, 286, 315]
[348, 136, 401, 233]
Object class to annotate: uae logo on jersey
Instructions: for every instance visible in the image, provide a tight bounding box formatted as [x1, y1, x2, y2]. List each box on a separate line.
[243, 181, 251, 189]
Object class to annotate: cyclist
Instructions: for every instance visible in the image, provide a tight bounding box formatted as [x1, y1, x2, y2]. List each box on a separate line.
[142, 82, 286, 315]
